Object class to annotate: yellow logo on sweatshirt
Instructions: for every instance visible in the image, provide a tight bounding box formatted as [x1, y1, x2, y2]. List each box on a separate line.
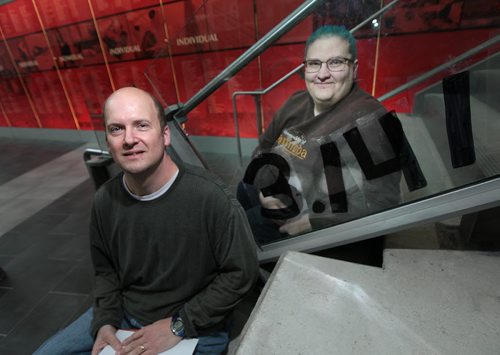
[276, 133, 308, 160]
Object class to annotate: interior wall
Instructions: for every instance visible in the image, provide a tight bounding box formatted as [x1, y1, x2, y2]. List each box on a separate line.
[0, 0, 498, 140]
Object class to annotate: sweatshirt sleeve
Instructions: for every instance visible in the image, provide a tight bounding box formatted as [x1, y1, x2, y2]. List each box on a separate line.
[180, 194, 259, 337]
[89, 197, 123, 339]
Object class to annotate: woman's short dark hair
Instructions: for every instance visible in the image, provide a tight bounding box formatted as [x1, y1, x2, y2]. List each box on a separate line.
[305, 25, 357, 60]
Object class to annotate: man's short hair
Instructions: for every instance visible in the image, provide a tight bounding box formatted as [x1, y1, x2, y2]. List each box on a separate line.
[305, 25, 357, 61]
[149, 92, 167, 129]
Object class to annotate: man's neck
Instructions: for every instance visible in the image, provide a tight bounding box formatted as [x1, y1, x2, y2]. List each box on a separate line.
[124, 155, 178, 196]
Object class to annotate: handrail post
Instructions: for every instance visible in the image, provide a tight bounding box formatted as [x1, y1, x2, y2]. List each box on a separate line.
[255, 95, 263, 135]
[232, 93, 243, 165]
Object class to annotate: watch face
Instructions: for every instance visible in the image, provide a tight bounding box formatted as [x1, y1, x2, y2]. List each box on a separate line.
[172, 319, 183, 332]
[171, 316, 185, 337]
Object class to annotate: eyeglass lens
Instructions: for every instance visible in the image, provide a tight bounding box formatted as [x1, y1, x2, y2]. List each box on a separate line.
[305, 58, 349, 72]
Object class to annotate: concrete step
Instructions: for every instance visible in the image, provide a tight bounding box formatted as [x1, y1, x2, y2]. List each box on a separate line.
[234, 249, 500, 354]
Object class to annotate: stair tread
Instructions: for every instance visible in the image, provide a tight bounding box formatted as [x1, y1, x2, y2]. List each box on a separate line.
[237, 250, 500, 354]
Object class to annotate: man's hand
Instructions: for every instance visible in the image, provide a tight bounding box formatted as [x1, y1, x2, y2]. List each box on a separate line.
[117, 318, 182, 355]
[91, 325, 121, 355]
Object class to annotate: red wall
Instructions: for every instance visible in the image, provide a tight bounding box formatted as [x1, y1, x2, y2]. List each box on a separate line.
[0, 0, 499, 138]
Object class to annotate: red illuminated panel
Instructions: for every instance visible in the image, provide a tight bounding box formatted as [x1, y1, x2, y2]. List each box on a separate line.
[73, 66, 114, 129]
[255, 0, 311, 45]
[109, 59, 180, 114]
[187, 0, 256, 51]
[375, 29, 499, 113]
[171, 52, 212, 135]
[0, 105, 8, 127]
[166, 0, 233, 55]
[24, 71, 77, 129]
[91, 0, 159, 18]
[36, 0, 93, 29]
[109, 60, 161, 94]
[260, 44, 304, 87]
[259, 44, 305, 136]
[355, 37, 378, 95]
[0, 0, 39, 38]
[0, 78, 39, 128]
[60, 69, 94, 130]
[23, 32, 53, 71]
[0, 39, 32, 126]
[174, 49, 260, 137]
[143, 56, 179, 107]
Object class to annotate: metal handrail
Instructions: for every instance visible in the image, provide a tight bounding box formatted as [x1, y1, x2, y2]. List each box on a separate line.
[258, 176, 500, 262]
[231, 63, 305, 161]
[377, 34, 500, 102]
[174, 0, 324, 120]
[83, 148, 110, 161]
[231, 0, 400, 163]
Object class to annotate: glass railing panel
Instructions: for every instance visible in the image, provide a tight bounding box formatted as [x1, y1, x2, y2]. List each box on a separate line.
[374, 0, 500, 112]
[397, 53, 500, 202]
[226, 0, 500, 247]
[142, 0, 499, 248]
[372, 2, 500, 207]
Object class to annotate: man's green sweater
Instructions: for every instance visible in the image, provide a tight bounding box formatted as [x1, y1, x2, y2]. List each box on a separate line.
[89, 163, 258, 338]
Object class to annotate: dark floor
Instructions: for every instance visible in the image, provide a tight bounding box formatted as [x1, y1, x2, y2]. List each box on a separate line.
[0, 138, 82, 185]
[0, 139, 257, 355]
[0, 139, 94, 354]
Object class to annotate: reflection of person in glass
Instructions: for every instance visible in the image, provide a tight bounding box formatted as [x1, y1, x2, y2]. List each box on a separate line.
[238, 25, 402, 246]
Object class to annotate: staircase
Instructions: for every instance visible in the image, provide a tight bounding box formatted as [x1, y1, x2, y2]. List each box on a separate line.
[234, 250, 500, 354]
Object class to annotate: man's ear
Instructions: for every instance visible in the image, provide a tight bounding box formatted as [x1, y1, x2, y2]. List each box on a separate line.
[353, 59, 359, 80]
[163, 124, 171, 147]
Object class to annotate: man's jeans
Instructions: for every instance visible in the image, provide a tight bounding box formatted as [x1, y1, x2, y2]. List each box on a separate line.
[34, 308, 229, 355]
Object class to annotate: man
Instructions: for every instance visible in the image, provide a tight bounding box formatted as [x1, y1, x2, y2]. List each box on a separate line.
[239, 25, 402, 245]
[35, 87, 259, 355]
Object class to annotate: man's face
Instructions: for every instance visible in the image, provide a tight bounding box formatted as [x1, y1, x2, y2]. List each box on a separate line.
[304, 36, 358, 113]
[105, 89, 169, 177]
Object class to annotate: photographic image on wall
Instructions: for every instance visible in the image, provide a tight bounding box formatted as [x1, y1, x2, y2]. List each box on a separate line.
[98, 14, 139, 62]
[48, 27, 85, 69]
[126, 7, 166, 60]
[71, 21, 104, 66]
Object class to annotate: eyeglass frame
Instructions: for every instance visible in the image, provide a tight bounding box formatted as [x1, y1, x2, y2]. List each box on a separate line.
[303, 57, 354, 73]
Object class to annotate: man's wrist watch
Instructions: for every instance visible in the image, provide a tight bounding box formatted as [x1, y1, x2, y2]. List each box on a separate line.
[170, 312, 185, 338]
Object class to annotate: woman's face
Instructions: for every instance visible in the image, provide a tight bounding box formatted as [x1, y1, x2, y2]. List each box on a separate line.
[304, 36, 358, 114]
